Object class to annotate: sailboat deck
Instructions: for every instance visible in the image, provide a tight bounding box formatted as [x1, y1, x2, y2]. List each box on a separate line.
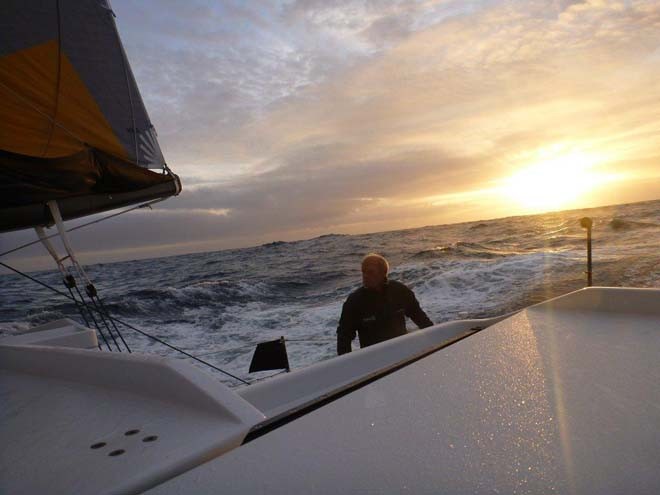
[147, 288, 660, 494]
[0, 345, 264, 495]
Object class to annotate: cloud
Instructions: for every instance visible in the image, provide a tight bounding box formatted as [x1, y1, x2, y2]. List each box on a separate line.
[244, 0, 660, 167]
[114, 1, 358, 170]
[4, 0, 660, 272]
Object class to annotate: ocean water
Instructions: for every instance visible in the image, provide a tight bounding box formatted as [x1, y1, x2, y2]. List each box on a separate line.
[1, 199, 659, 386]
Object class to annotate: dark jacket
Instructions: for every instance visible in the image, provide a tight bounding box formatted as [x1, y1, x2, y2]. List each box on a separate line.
[336, 279, 433, 355]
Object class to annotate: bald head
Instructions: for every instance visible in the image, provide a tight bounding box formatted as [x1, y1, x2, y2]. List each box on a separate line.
[361, 253, 389, 290]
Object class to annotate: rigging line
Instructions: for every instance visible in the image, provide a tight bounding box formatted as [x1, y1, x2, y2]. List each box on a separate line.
[74, 283, 112, 351]
[81, 294, 112, 351]
[42, 0, 63, 157]
[65, 284, 90, 327]
[0, 198, 166, 258]
[110, 319, 249, 384]
[65, 284, 101, 350]
[34, 225, 110, 350]
[45, 200, 120, 351]
[86, 291, 122, 352]
[85, 285, 128, 353]
[195, 342, 259, 358]
[247, 369, 288, 384]
[94, 295, 131, 353]
[0, 261, 70, 298]
[0, 261, 250, 385]
[175, 351, 286, 386]
[195, 338, 335, 358]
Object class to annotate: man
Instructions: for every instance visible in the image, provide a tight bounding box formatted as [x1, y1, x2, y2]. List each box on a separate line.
[336, 253, 433, 355]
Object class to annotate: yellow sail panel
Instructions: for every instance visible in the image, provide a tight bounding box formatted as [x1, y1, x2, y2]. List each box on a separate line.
[0, 41, 56, 156]
[0, 40, 128, 160]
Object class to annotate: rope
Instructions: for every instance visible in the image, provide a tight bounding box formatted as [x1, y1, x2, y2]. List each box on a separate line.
[0, 198, 166, 259]
[33, 226, 106, 349]
[195, 342, 258, 358]
[73, 283, 112, 351]
[86, 291, 122, 352]
[0, 261, 249, 385]
[247, 369, 288, 384]
[46, 200, 130, 352]
[94, 295, 131, 353]
[65, 283, 101, 350]
[195, 337, 335, 359]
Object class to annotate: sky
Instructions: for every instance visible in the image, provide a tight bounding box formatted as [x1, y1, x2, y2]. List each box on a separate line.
[2, 0, 660, 271]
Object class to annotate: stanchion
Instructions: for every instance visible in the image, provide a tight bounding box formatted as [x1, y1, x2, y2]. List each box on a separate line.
[579, 217, 593, 287]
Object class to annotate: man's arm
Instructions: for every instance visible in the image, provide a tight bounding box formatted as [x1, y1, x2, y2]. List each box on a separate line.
[405, 289, 433, 329]
[337, 298, 357, 355]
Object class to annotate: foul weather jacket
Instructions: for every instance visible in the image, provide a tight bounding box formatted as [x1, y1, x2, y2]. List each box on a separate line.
[336, 279, 433, 355]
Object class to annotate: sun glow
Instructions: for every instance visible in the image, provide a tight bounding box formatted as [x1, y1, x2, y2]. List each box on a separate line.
[499, 150, 621, 212]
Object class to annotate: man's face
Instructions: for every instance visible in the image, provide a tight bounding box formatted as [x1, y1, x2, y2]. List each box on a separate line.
[362, 259, 386, 289]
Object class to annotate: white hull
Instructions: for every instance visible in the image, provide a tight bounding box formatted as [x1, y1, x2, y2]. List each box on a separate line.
[2, 287, 660, 494]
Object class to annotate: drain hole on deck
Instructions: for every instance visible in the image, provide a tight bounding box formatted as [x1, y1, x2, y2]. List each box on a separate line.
[124, 429, 140, 436]
[108, 449, 125, 457]
[142, 435, 158, 443]
[90, 442, 106, 450]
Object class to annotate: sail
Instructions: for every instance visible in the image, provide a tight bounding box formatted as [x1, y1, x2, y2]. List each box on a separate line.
[0, 0, 181, 232]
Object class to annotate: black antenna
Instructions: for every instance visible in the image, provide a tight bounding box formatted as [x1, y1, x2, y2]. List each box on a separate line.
[579, 217, 593, 287]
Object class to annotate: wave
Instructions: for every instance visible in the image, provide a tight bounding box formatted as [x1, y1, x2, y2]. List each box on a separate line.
[609, 218, 659, 231]
[535, 234, 584, 249]
[260, 240, 288, 248]
[104, 279, 271, 316]
[411, 242, 515, 260]
[402, 250, 585, 321]
[315, 233, 347, 239]
[0, 320, 31, 336]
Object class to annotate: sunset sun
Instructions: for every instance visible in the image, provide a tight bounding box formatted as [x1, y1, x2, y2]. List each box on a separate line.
[499, 150, 621, 212]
